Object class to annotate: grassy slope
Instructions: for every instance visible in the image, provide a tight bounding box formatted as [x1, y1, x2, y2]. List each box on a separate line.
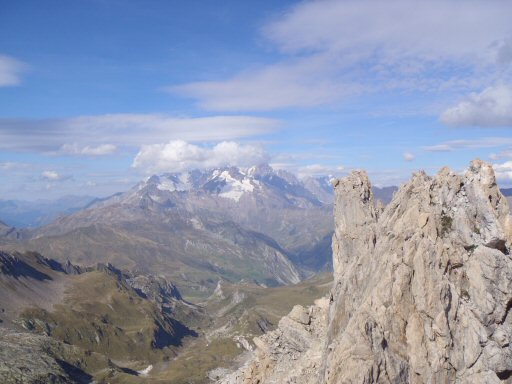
[20, 271, 179, 363]
[152, 273, 333, 384]
[1, 252, 199, 383]
[25, 222, 300, 300]
[2, 250, 332, 383]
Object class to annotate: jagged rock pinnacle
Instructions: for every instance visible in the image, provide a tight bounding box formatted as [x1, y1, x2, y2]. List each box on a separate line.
[221, 160, 512, 384]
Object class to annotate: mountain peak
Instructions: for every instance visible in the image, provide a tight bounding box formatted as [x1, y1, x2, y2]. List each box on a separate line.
[222, 160, 512, 383]
[247, 163, 274, 177]
[206, 167, 259, 202]
[133, 164, 329, 205]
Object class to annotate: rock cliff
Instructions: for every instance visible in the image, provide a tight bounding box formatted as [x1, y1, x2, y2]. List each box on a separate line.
[221, 160, 512, 383]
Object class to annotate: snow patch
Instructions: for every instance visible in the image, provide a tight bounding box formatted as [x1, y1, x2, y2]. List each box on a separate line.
[157, 173, 192, 192]
[190, 217, 203, 230]
[137, 365, 153, 376]
[216, 171, 257, 201]
[234, 336, 253, 351]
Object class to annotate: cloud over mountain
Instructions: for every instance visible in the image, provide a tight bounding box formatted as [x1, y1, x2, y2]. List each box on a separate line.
[493, 160, 512, 181]
[132, 140, 270, 174]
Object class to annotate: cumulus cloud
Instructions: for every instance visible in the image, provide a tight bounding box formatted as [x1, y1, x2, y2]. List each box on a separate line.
[132, 140, 270, 174]
[403, 152, 415, 161]
[41, 170, 72, 182]
[493, 161, 512, 182]
[440, 85, 512, 127]
[171, 1, 512, 111]
[424, 137, 512, 152]
[59, 143, 117, 156]
[0, 55, 27, 86]
[0, 114, 279, 152]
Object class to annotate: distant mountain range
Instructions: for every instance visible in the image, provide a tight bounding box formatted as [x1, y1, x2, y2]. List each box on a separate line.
[0, 195, 96, 228]
[9, 165, 332, 297]
[12, 164, 501, 298]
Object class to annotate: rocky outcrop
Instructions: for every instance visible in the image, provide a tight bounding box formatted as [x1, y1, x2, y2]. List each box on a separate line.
[0, 221, 21, 241]
[127, 274, 183, 303]
[0, 328, 94, 384]
[221, 297, 330, 384]
[221, 160, 512, 383]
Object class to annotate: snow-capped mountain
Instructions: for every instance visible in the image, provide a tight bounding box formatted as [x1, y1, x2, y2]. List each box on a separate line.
[27, 164, 334, 297]
[134, 164, 324, 207]
[302, 176, 336, 204]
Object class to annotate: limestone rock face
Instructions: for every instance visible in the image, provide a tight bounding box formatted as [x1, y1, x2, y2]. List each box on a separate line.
[220, 297, 329, 384]
[221, 160, 512, 383]
[324, 159, 512, 384]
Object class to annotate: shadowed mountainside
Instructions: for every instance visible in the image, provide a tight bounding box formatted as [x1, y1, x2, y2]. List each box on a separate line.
[0, 249, 332, 383]
[0, 250, 203, 383]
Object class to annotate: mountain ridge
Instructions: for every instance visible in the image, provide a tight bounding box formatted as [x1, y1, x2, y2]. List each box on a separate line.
[221, 159, 512, 383]
[13, 164, 334, 297]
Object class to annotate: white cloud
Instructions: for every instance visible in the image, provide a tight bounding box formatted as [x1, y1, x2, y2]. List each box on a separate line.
[41, 170, 73, 182]
[270, 162, 344, 178]
[171, 55, 360, 111]
[0, 114, 280, 152]
[132, 140, 270, 174]
[440, 85, 512, 127]
[495, 37, 512, 67]
[296, 164, 344, 178]
[0, 55, 27, 86]
[0, 162, 29, 171]
[42, 171, 62, 181]
[489, 149, 512, 160]
[403, 152, 415, 161]
[424, 137, 512, 152]
[263, 1, 511, 61]
[171, 0, 512, 111]
[59, 143, 117, 156]
[493, 161, 512, 182]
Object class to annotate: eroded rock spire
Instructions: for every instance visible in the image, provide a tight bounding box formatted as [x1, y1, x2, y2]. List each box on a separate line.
[221, 160, 512, 384]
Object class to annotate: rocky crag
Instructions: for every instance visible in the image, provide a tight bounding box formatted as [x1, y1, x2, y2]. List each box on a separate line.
[221, 160, 512, 383]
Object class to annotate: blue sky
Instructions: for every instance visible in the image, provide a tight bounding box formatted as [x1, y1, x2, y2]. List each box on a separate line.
[1, 0, 512, 200]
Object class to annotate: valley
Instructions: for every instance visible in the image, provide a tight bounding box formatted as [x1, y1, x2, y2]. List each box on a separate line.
[3, 2, 512, 383]
[2, 161, 511, 383]
[0, 164, 335, 383]
[0, 250, 331, 383]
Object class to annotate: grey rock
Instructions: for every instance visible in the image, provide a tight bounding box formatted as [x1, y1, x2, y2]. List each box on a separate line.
[0, 328, 90, 384]
[221, 159, 512, 384]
